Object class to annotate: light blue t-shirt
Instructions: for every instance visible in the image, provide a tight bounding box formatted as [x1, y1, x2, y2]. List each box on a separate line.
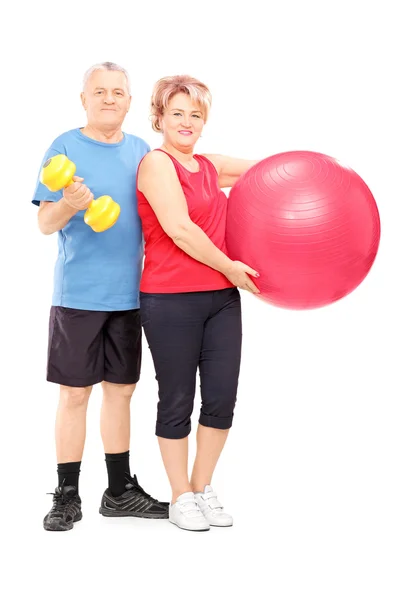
[32, 128, 150, 311]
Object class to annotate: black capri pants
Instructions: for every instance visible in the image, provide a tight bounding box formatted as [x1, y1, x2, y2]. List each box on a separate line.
[140, 287, 242, 439]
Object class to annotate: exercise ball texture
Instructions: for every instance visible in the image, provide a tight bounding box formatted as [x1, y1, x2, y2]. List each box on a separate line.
[226, 151, 380, 309]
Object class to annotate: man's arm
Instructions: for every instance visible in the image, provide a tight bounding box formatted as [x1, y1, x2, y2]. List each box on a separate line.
[37, 174, 94, 234]
[32, 144, 90, 234]
[37, 199, 80, 235]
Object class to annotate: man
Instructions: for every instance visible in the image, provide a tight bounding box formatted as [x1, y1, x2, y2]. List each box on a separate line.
[32, 62, 168, 531]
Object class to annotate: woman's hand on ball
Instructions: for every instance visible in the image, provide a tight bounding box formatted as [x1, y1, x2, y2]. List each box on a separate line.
[63, 176, 94, 210]
[225, 261, 260, 294]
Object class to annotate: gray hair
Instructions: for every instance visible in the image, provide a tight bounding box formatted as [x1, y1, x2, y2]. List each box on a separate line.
[82, 62, 131, 94]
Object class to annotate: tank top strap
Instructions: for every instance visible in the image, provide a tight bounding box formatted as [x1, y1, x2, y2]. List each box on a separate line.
[153, 148, 188, 173]
[153, 149, 208, 177]
[194, 154, 219, 178]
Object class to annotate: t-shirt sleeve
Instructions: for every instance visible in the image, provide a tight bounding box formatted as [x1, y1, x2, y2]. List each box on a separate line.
[140, 139, 151, 156]
[31, 145, 65, 206]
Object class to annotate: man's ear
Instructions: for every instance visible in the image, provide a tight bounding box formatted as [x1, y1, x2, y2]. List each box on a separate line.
[80, 92, 87, 110]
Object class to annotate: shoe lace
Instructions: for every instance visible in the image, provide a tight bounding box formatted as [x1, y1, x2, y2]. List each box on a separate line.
[125, 473, 159, 502]
[47, 489, 66, 515]
[46, 479, 77, 517]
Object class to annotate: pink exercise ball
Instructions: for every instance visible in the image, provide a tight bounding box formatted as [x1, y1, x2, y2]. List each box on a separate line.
[226, 151, 380, 310]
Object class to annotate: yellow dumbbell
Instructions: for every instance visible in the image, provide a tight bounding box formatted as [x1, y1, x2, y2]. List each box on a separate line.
[40, 154, 120, 232]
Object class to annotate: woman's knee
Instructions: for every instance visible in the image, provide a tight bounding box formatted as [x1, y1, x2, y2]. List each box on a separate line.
[199, 390, 237, 430]
[156, 391, 195, 439]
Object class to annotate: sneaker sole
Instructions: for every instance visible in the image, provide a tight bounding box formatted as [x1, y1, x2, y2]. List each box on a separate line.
[169, 519, 210, 532]
[99, 507, 169, 519]
[43, 512, 82, 532]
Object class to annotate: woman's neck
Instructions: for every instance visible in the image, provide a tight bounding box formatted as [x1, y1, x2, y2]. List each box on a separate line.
[160, 143, 194, 163]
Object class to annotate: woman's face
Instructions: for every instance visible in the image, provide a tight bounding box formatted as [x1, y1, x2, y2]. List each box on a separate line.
[160, 92, 205, 150]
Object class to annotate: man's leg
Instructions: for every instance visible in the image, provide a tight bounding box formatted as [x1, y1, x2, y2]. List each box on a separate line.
[98, 309, 168, 519]
[43, 306, 107, 531]
[101, 381, 135, 496]
[56, 384, 92, 490]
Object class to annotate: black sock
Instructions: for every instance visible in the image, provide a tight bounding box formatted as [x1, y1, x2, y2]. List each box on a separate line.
[105, 451, 131, 497]
[57, 461, 81, 492]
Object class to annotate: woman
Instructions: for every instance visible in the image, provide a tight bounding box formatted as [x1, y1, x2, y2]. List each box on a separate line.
[137, 75, 260, 532]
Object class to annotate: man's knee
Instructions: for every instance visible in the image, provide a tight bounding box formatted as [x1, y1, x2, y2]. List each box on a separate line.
[102, 382, 136, 402]
[59, 385, 91, 409]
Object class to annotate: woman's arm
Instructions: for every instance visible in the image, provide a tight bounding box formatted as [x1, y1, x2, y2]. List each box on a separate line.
[137, 151, 260, 293]
[203, 154, 260, 188]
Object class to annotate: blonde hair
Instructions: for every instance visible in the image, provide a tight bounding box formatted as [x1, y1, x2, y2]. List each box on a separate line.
[150, 75, 212, 133]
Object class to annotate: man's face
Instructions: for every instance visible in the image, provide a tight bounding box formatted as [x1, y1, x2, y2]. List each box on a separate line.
[81, 70, 131, 130]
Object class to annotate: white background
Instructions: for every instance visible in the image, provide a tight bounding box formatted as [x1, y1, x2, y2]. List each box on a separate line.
[2, 1, 399, 598]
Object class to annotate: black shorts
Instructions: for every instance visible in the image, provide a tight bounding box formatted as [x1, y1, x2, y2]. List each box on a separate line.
[47, 306, 142, 387]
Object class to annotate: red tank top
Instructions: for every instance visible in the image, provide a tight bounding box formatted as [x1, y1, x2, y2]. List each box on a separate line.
[137, 149, 234, 293]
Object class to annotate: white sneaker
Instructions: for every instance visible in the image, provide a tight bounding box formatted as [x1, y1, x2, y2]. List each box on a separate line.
[194, 485, 233, 527]
[169, 492, 210, 531]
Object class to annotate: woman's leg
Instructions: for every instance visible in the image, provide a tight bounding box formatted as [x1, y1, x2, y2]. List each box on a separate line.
[191, 288, 242, 493]
[157, 437, 190, 503]
[190, 425, 229, 493]
[140, 292, 208, 503]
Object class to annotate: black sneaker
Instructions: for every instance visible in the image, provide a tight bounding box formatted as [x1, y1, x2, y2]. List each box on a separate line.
[99, 474, 169, 519]
[43, 485, 82, 531]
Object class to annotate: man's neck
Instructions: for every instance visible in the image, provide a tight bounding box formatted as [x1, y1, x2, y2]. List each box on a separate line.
[81, 125, 124, 144]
